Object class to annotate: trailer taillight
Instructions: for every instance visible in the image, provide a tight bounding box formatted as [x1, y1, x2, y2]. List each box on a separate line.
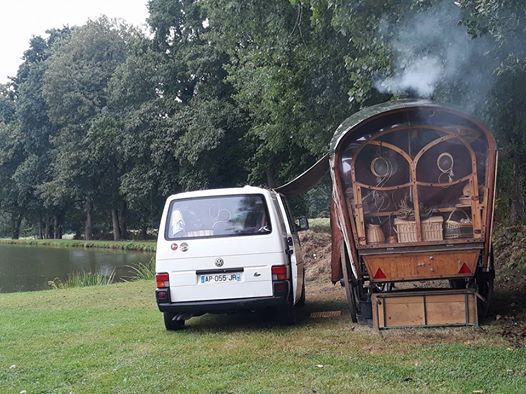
[156, 273, 170, 288]
[373, 268, 387, 280]
[458, 263, 472, 274]
[271, 265, 289, 281]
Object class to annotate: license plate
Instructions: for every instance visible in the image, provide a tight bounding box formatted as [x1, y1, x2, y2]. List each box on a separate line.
[199, 273, 242, 284]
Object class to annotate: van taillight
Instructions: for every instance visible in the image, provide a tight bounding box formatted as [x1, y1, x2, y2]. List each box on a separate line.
[156, 273, 170, 288]
[271, 265, 289, 281]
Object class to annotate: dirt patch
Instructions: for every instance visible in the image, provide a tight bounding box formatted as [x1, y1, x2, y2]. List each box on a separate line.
[300, 230, 332, 284]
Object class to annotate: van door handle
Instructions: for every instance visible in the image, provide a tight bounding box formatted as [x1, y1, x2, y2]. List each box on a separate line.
[254, 272, 261, 277]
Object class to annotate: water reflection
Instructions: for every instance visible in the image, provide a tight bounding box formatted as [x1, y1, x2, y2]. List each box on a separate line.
[0, 245, 153, 293]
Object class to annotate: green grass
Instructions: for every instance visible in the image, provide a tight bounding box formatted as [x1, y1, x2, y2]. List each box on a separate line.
[0, 281, 524, 393]
[309, 217, 330, 233]
[0, 238, 156, 252]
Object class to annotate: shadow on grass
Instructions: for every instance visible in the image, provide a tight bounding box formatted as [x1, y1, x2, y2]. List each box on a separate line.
[178, 297, 351, 333]
[490, 281, 526, 321]
[486, 281, 526, 348]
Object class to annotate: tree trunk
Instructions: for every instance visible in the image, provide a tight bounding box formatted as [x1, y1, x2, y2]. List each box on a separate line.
[118, 201, 128, 239]
[44, 218, 50, 239]
[140, 225, 148, 240]
[85, 200, 93, 240]
[11, 213, 22, 240]
[265, 167, 276, 188]
[53, 215, 59, 239]
[111, 208, 121, 241]
[58, 215, 63, 239]
[510, 162, 526, 223]
[38, 215, 44, 239]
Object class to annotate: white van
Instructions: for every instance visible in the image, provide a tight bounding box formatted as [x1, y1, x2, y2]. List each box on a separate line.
[155, 186, 307, 330]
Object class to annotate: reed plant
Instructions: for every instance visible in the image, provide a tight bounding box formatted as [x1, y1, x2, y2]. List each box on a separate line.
[48, 270, 115, 289]
[124, 257, 155, 281]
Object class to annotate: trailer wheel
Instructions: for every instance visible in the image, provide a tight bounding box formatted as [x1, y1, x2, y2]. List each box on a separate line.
[347, 279, 363, 323]
[475, 248, 495, 320]
[449, 279, 467, 289]
[276, 299, 296, 325]
[340, 243, 361, 322]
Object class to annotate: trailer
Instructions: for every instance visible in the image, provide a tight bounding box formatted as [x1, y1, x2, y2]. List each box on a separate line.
[277, 100, 498, 329]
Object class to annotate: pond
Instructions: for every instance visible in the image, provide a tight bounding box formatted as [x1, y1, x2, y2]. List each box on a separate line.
[0, 244, 154, 293]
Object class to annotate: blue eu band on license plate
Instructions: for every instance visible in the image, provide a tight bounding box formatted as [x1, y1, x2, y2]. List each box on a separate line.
[199, 273, 241, 284]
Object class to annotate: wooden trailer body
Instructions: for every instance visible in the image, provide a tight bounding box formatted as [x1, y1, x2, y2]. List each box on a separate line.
[327, 100, 497, 327]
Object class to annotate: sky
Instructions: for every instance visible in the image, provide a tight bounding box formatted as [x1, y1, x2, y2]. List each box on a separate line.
[0, 0, 150, 83]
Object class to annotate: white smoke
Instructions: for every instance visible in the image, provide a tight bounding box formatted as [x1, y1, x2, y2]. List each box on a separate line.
[377, 57, 442, 98]
[375, 1, 494, 105]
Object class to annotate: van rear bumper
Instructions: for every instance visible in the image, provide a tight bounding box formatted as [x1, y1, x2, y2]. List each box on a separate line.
[157, 295, 288, 314]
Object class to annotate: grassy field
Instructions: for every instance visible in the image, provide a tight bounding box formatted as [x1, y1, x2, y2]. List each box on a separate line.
[308, 218, 331, 233]
[1, 280, 525, 393]
[0, 238, 156, 252]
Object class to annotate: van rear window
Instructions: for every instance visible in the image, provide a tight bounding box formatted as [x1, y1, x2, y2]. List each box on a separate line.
[165, 194, 272, 240]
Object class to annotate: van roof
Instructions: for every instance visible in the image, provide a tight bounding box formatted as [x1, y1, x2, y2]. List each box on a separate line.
[168, 186, 272, 200]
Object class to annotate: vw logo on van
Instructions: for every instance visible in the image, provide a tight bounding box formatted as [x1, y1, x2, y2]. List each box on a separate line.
[215, 258, 224, 267]
[180, 242, 189, 252]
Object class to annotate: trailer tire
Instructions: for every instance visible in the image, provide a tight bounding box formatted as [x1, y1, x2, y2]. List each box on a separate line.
[449, 279, 467, 289]
[475, 248, 495, 321]
[340, 243, 360, 322]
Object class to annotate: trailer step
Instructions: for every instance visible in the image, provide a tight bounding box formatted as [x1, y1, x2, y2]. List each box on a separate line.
[372, 289, 478, 330]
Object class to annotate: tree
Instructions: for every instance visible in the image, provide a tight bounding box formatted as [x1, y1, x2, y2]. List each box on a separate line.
[42, 18, 133, 239]
[0, 84, 25, 238]
[147, 0, 250, 191]
[11, 29, 72, 238]
[201, 0, 360, 186]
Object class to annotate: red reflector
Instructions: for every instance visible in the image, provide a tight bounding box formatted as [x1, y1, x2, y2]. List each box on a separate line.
[458, 263, 472, 274]
[373, 268, 387, 280]
[271, 265, 289, 281]
[156, 272, 170, 288]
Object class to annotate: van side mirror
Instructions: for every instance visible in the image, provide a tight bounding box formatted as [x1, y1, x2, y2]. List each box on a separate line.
[294, 216, 309, 232]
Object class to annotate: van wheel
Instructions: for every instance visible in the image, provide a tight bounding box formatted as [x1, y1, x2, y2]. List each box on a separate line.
[276, 301, 296, 325]
[164, 312, 185, 330]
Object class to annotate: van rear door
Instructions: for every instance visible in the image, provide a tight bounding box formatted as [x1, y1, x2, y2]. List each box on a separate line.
[156, 193, 288, 302]
[276, 194, 305, 304]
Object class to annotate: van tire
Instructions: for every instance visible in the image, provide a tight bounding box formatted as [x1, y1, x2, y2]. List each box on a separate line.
[164, 312, 185, 330]
[277, 306, 296, 325]
[276, 297, 296, 325]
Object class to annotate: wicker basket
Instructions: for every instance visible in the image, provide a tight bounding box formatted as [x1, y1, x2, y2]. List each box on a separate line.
[445, 210, 473, 239]
[394, 218, 417, 243]
[394, 216, 444, 243]
[366, 224, 385, 244]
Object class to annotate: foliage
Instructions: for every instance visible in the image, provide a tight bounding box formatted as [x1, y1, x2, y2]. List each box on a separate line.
[0, 0, 525, 239]
[307, 217, 331, 233]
